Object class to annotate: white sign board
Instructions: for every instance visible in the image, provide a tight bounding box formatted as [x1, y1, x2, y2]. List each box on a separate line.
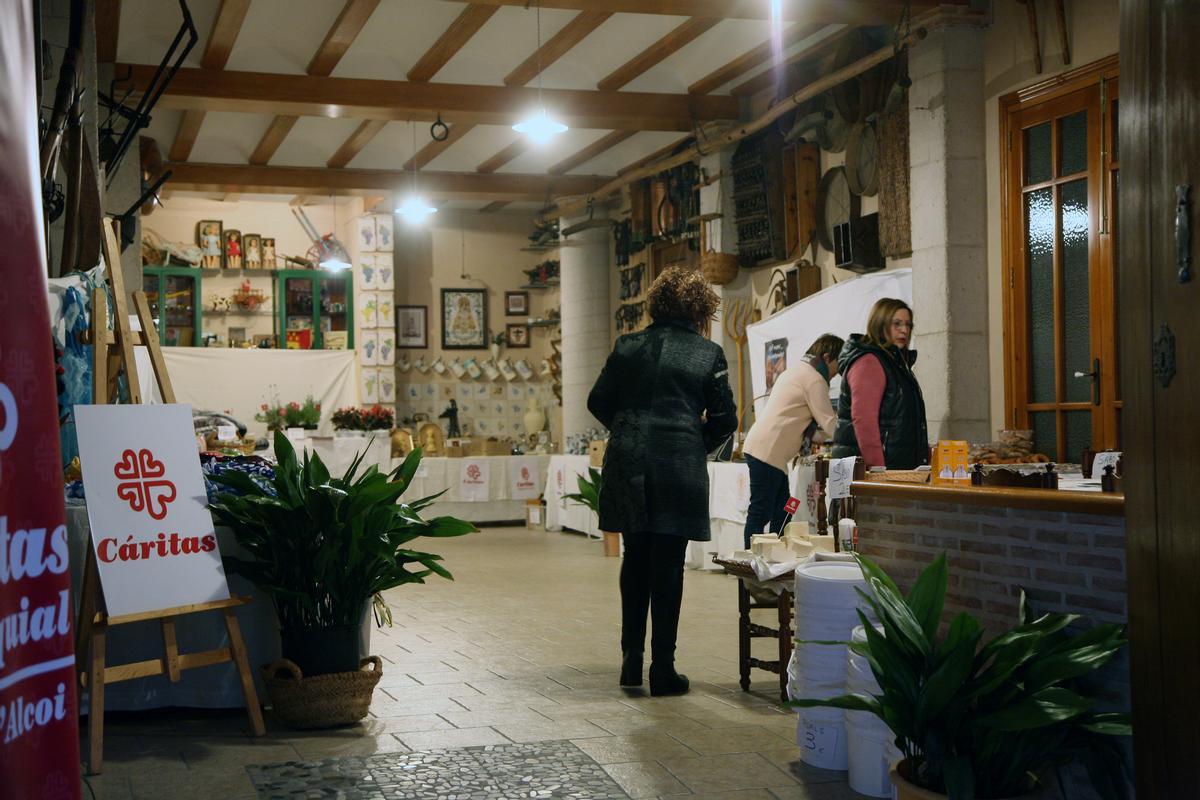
[75, 404, 230, 617]
[1092, 451, 1122, 477]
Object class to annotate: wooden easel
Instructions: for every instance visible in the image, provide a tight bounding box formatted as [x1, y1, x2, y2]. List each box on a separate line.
[76, 218, 265, 775]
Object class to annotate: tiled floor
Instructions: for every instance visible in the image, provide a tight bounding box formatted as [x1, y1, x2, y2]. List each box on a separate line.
[83, 526, 859, 800]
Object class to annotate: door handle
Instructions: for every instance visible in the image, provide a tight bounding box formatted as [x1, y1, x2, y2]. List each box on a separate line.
[1071, 357, 1101, 406]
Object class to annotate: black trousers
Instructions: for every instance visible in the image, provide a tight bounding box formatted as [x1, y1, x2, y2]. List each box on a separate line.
[620, 532, 689, 663]
[744, 454, 790, 547]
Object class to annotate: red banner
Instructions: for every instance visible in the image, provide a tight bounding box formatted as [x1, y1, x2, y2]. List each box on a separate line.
[0, 0, 83, 796]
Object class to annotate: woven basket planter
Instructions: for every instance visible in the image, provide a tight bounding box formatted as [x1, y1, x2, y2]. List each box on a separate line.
[261, 656, 382, 729]
[701, 251, 739, 285]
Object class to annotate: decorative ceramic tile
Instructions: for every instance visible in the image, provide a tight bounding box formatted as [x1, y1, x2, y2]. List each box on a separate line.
[360, 370, 379, 404]
[357, 217, 376, 252]
[357, 292, 379, 330]
[246, 740, 630, 799]
[360, 331, 379, 366]
[379, 371, 396, 404]
[376, 292, 394, 328]
[374, 214, 394, 252]
[359, 258, 379, 290]
[378, 333, 395, 366]
[376, 254, 395, 290]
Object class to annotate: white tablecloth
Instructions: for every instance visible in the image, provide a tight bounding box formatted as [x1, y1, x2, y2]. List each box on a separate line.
[544, 455, 754, 569]
[66, 504, 281, 710]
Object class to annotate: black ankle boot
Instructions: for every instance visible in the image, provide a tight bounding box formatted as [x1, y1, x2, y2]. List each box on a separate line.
[620, 652, 643, 687]
[648, 662, 689, 696]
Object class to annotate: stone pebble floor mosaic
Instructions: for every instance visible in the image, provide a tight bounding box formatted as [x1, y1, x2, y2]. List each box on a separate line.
[246, 740, 632, 799]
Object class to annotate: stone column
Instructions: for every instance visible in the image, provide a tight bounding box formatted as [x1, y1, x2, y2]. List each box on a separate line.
[907, 27, 990, 443]
[559, 213, 611, 437]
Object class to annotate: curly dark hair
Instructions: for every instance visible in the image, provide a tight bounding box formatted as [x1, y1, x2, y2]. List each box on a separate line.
[646, 267, 720, 330]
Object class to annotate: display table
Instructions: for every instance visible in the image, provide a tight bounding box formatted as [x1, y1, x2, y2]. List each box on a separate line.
[65, 503, 282, 710]
[544, 455, 753, 569]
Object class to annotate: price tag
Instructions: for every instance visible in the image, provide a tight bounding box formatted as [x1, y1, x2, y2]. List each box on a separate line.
[826, 456, 857, 500]
[1092, 451, 1122, 477]
[217, 424, 237, 442]
[784, 497, 801, 515]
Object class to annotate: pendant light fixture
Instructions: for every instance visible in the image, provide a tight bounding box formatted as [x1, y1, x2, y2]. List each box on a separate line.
[512, 0, 568, 144]
[397, 120, 438, 224]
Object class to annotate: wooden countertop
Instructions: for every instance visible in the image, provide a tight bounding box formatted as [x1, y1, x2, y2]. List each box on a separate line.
[851, 480, 1125, 517]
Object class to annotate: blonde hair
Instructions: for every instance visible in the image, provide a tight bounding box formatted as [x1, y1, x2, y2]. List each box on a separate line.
[647, 267, 720, 330]
[864, 298, 913, 348]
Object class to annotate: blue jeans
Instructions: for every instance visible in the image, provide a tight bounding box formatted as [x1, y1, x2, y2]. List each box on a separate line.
[744, 454, 790, 547]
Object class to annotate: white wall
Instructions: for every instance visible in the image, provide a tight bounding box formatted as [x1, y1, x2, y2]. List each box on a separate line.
[983, 0, 1119, 431]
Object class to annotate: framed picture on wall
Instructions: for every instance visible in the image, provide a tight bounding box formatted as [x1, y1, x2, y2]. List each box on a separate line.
[765, 338, 788, 392]
[441, 288, 488, 349]
[505, 291, 529, 316]
[396, 305, 428, 349]
[505, 323, 530, 348]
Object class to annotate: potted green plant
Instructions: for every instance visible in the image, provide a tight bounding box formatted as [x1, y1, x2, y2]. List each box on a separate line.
[209, 431, 476, 679]
[564, 468, 618, 556]
[330, 406, 364, 435]
[790, 554, 1132, 800]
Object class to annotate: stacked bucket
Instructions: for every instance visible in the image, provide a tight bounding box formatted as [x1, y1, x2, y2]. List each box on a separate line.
[790, 560, 874, 772]
[844, 625, 901, 797]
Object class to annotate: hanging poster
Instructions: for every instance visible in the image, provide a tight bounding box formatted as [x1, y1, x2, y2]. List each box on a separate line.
[359, 331, 379, 366]
[356, 217, 376, 252]
[765, 338, 788, 393]
[441, 288, 488, 349]
[358, 256, 379, 290]
[1, 2, 82, 788]
[375, 214, 394, 252]
[75, 404, 231, 617]
[459, 459, 491, 502]
[377, 254, 395, 290]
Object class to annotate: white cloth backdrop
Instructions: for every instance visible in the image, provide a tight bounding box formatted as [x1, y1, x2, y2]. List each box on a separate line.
[136, 348, 359, 437]
[545, 455, 754, 569]
[746, 269, 913, 416]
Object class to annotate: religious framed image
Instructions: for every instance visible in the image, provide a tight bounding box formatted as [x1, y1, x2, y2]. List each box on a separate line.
[441, 288, 488, 349]
[765, 338, 788, 392]
[505, 291, 529, 316]
[505, 322, 530, 348]
[396, 305, 428, 349]
[196, 219, 223, 269]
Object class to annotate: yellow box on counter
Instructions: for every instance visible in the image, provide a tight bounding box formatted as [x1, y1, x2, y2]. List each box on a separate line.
[932, 440, 970, 484]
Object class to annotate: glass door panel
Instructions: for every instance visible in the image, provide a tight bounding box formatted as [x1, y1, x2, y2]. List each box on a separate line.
[162, 274, 198, 347]
[284, 277, 314, 350]
[319, 276, 349, 350]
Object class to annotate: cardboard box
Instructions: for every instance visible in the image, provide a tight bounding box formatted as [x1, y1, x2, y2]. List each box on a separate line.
[525, 500, 544, 530]
[588, 440, 607, 468]
[932, 440, 970, 484]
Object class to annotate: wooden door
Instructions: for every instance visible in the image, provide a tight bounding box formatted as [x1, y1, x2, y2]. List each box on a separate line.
[1121, 1, 1200, 795]
[1001, 56, 1120, 463]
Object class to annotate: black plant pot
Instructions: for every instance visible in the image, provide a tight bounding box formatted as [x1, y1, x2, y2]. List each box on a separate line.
[280, 625, 362, 676]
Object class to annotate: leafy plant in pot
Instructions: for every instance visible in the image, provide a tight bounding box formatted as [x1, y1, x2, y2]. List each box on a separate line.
[209, 431, 476, 678]
[790, 553, 1132, 800]
[564, 468, 618, 556]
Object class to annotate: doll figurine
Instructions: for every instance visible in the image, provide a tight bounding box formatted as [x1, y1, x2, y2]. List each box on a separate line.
[245, 235, 261, 269]
[225, 230, 242, 270]
[201, 223, 222, 269]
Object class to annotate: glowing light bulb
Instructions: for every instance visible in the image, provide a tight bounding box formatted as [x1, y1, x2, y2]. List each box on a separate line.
[396, 195, 438, 224]
[512, 109, 569, 144]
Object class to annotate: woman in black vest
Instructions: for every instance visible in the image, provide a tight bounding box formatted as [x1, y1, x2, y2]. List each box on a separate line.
[588, 268, 736, 696]
[831, 298, 929, 469]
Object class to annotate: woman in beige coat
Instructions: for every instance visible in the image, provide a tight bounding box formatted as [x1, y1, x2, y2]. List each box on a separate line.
[741, 334, 843, 545]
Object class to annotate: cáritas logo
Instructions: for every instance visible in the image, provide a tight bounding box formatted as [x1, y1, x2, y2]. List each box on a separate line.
[113, 449, 176, 520]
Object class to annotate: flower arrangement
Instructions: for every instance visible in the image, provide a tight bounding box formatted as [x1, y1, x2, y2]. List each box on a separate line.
[256, 394, 322, 430]
[330, 405, 394, 431]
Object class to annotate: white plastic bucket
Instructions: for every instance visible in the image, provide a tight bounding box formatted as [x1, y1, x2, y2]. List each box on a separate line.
[797, 705, 847, 770]
[846, 715, 894, 797]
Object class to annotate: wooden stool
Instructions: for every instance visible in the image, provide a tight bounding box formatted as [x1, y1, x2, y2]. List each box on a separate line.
[737, 580, 794, 703]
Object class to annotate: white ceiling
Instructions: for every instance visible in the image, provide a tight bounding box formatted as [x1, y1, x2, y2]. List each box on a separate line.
[117, 0, 845, 190]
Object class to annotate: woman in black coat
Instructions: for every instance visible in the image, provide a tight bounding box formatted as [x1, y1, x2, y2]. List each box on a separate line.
[587, 267, 737, 696]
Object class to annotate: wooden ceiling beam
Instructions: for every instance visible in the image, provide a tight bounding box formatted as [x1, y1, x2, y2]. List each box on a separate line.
[163, 162, 611, 202]
[119, 65, 739, 130]
[476, 139, 531, 174]
[688, 21, 826, 95]
[327, 119, 389, 168]
[249, 115, 300, 165]
[549, 129, 635, 175]
[730, 25, 857, 97]
[168, 110, 205, 162]
[597, 17, 720, 92]
[504, 10, 612, 87]
[618, 134, 692, 175]
[451, 0, 955, 24]
[404, 122, 476, 171]
[96, 0, 121, 63]
[408, 4, 498, 82]
[289, 195, 310, 207]
[200, 0, 252, 70]
[307, 0, 381, 76]
[164, 0, 251, 162]
[479, 201, 510, 212]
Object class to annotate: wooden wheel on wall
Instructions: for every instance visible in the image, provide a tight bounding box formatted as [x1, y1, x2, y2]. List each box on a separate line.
[845, 122, 880, 197]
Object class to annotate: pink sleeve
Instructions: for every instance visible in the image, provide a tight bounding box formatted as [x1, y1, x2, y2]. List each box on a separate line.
[848, 356, 887, 468]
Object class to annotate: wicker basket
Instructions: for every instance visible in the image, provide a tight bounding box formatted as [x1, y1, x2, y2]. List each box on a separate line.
[701, 250, 739, 285]
[261, 656, 383, 729]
